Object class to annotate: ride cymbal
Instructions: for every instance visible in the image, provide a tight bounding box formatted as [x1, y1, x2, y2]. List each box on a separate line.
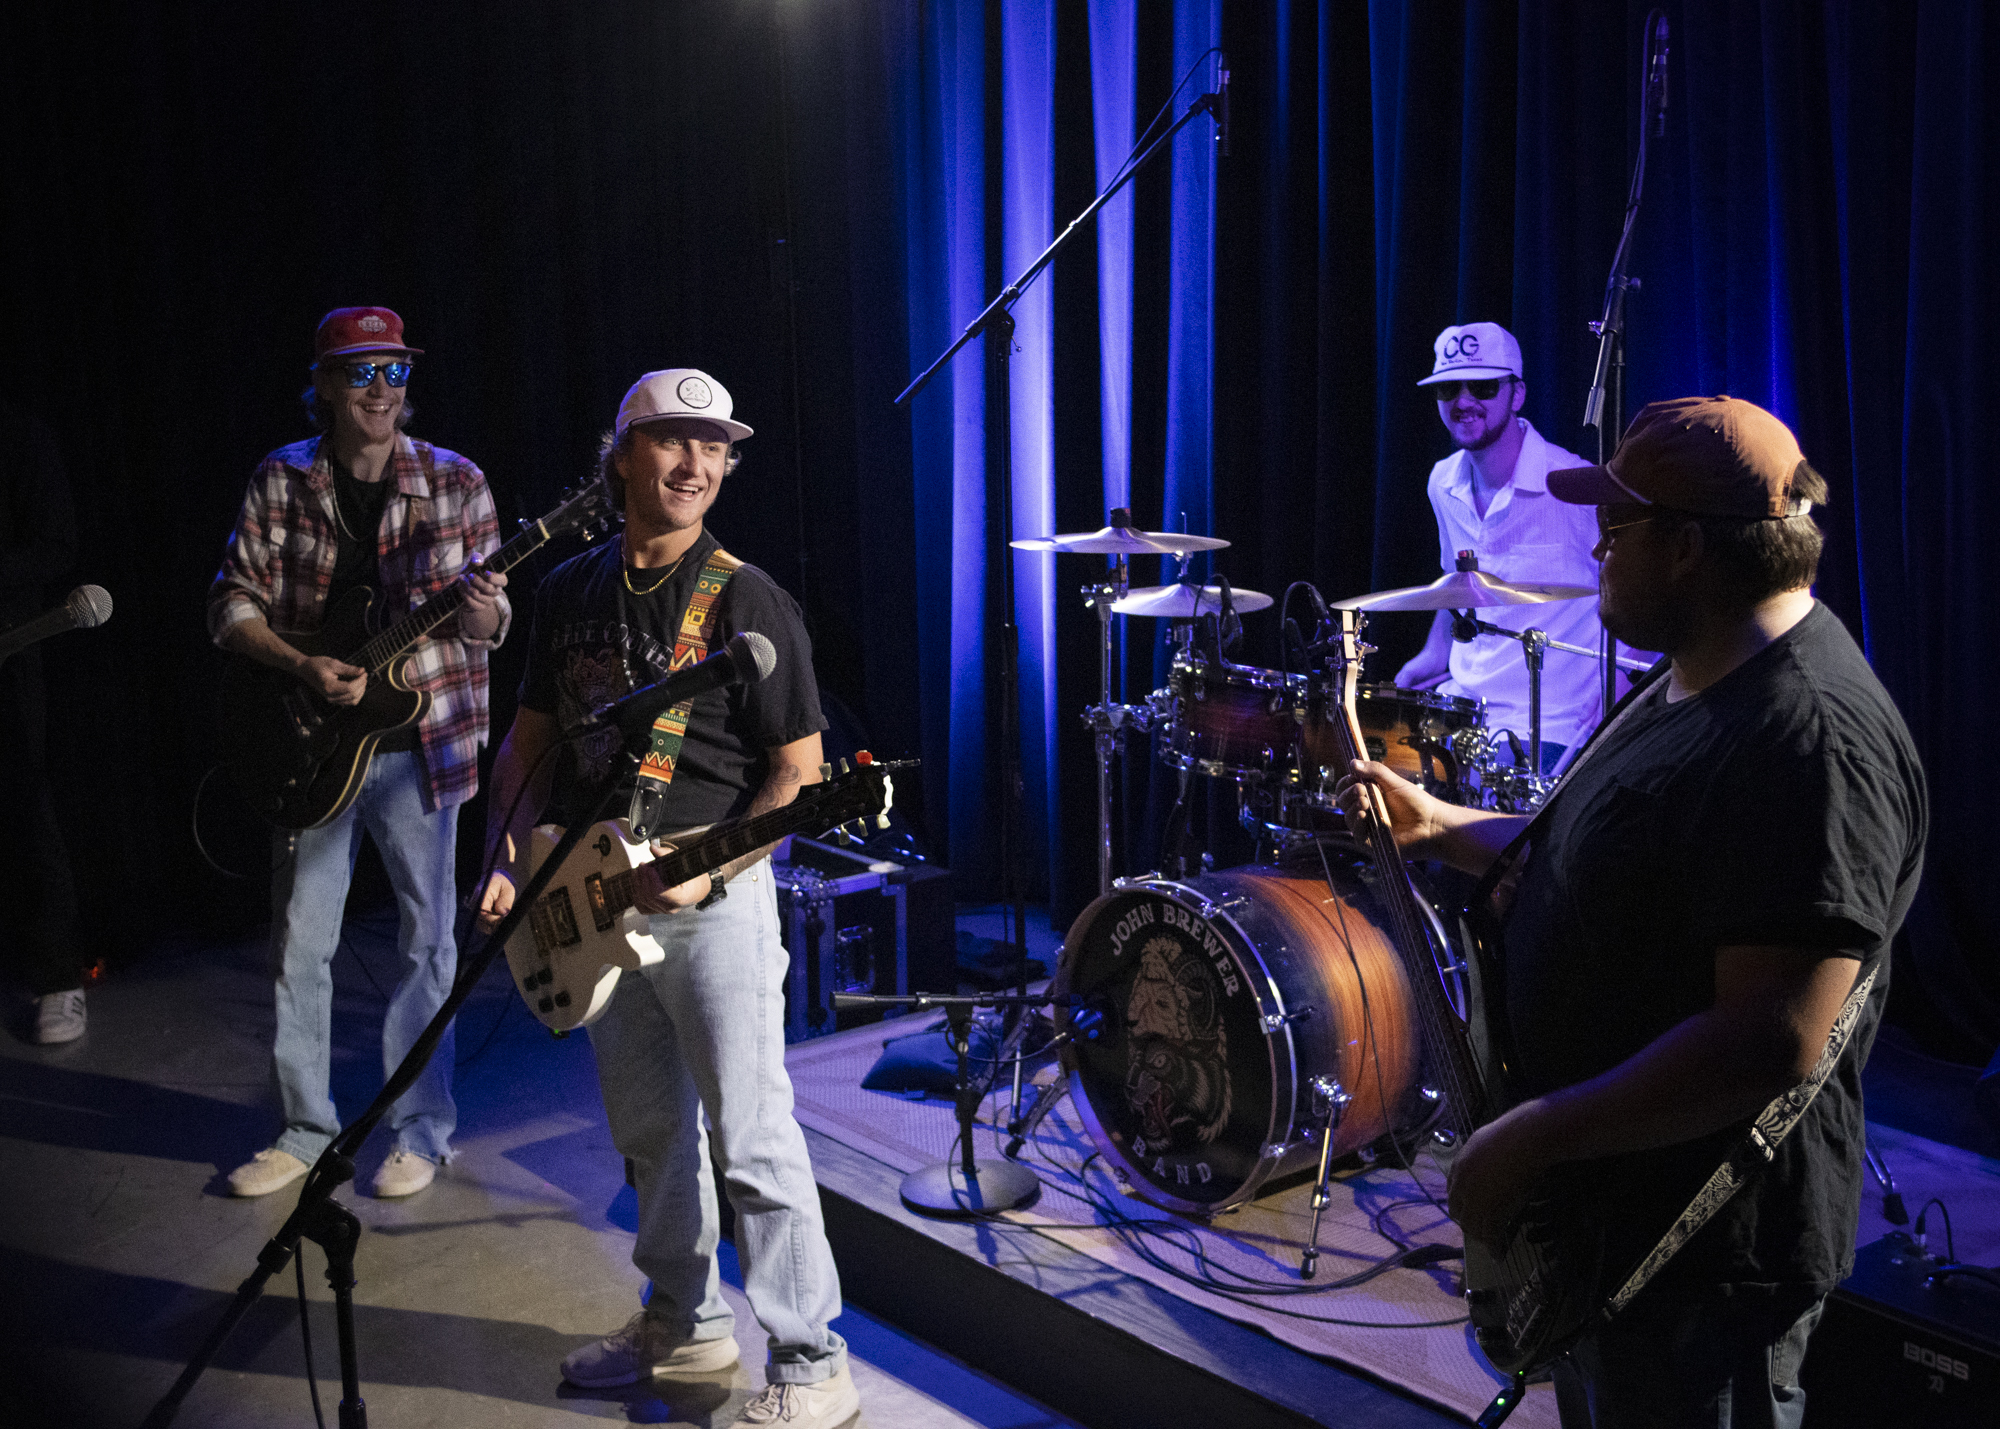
[1330, 569, 1595, 611]
[1011, 524, 1229, 555]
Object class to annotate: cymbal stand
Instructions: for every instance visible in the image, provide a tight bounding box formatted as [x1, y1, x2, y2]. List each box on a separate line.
[1299, 1075, 1354, 1279]
[1079, 540, 1153, 899]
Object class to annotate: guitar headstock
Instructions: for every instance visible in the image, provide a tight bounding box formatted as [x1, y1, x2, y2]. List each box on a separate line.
[805, 751, 906, 846]
[540, 484, 614, 544]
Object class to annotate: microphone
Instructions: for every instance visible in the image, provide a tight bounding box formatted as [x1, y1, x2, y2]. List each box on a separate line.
[1217, 60, 1232, 157]
[578, 631, 776, 737]
[0, 584, 113, 662]
[1649, 14, 1670, 137]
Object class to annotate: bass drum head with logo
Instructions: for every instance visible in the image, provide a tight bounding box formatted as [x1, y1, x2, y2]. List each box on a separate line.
[1054, 866, 1422, 1217]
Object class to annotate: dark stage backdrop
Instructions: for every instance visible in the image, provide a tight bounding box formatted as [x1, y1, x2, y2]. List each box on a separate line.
[2, 1, 1993, 1062]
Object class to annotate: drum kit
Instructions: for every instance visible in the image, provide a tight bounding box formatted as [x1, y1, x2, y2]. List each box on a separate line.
[1007, 509, 1648, 1268]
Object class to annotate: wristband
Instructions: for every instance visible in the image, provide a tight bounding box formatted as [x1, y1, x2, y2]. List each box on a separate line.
[695, 868, 729, 911]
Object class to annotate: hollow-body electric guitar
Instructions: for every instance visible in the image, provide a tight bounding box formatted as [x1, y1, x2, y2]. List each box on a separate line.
[222, 486, 610, 830]
[506, 756, 901, 1031]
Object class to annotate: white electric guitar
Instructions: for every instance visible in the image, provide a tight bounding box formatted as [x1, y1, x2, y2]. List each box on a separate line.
[505, 755, 901, 1031]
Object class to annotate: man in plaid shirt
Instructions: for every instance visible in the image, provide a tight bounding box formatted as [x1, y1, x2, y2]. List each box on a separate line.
[208, 306, 509, 1200]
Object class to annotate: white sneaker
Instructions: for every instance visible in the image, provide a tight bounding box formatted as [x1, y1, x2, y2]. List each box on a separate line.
[227, 1148, 309, 1197]
[731, 1366, 860, 1427]
[561, 1310, 742, 1387]
[369, 1149, 437, 1198]
[33, 989, 86, 1044]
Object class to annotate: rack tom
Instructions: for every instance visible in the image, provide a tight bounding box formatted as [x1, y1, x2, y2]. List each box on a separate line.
[1160, 659, 1304, 779]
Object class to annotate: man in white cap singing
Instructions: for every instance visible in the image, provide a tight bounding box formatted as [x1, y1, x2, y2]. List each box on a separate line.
[476, 370, 858, 1427]
[1394, 321, 1608, 768]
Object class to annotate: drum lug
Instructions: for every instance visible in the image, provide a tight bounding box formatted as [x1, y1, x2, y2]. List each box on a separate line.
[1259, 1005, 1314, 1034]
[1310, 1076, 1353, 1118]
[1196, 893, 1249, 921]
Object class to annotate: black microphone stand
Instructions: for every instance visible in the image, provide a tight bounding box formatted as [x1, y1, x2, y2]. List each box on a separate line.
[835, 990, 1094, 1215]
[1582, 9, 1670, 722]
[894, 75, 1226, 1129]
[142, 739, 649, 1429]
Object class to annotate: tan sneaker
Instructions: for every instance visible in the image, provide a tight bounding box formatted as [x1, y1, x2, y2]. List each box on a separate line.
[33, 989, 85, 1044]
[227, 1148, 308, 1197]
[369, 1149, 436, 1198]
[731, 1365, 860, 1427]
[561, 1311, 742, 1387]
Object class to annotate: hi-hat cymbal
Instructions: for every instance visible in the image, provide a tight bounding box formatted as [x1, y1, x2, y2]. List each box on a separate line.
[1111, 582, 1274, 619]
[1012, 524, 1229, 555]
[1331, 569, 1596, 611]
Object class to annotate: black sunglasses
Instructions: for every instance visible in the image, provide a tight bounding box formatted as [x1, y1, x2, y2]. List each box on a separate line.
[1431, 377, 1514, 402]
[337, 360, 413, 389]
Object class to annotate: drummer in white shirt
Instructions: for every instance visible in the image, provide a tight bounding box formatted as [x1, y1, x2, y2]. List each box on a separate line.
[1393, 321, 1609, 770]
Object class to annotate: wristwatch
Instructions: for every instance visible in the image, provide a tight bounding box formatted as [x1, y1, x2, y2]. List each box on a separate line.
[695, 868, 729, 911]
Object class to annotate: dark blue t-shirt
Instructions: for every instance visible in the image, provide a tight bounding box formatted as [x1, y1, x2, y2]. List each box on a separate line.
[1501, 602, 1927, 1297]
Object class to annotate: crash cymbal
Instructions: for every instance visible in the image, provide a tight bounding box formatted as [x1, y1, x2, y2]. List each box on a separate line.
[1331, 569, 1596, 611]
[1011, 524, 1229, 555]
[1111, 582, 1274, 618]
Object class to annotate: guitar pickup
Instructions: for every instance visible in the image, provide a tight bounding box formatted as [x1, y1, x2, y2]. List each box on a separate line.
[584, 873, 616, 932]
[530, 888, 583, 950]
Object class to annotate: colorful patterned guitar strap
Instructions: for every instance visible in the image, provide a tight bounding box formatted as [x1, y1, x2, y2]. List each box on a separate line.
[626, 548, 741, 839]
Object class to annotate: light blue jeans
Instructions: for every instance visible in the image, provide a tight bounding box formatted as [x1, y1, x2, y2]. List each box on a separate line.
[587, 861, 847, 1384]
[268, 751, 458, 1166]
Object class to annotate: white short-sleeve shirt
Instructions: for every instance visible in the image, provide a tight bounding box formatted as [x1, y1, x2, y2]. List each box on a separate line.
[1425, 418, 1606, 750]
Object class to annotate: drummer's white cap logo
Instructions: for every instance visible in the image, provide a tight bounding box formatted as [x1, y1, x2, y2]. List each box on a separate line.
[676, 376, 714, 409]
[1442, 332, 1478, 360]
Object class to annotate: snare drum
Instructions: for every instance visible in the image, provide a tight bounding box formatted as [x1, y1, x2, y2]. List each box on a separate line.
[1160, 659, 1304, 779]
[1055, 863, 1423, 1216]
[1299, 682, 1485, 798]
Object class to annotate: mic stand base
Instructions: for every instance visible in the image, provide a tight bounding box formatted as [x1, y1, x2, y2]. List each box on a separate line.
[899, 1159, 1042, 1217]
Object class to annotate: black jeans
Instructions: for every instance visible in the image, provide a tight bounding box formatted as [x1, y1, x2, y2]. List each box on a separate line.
[1553, 1288, 1824, 1429]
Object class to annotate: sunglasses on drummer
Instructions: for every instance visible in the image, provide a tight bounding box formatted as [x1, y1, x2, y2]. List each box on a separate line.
[334, 360, 413, 388]
[1431, 377, 1515, 402]
[1595, 507, 1663, 544]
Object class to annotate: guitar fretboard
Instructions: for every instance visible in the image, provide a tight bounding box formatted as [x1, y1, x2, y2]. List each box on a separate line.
[597, 786, 874, 916]
[349, 511, 569, 675]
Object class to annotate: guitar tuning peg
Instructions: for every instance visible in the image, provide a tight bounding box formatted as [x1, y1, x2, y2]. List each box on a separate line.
[819, 763, 833, 779]
[838, 757, 852, 774]
[834, 826, 854, 846]
[855, 750, 873, 765]
[875, 813, 891, 830]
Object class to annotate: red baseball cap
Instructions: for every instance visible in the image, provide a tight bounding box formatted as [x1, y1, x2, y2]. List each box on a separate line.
[313, 306, 424, 363]
[1548, 396, 1814, 519]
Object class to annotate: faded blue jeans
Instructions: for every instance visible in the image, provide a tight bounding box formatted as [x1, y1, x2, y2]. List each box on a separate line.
[269, 751, 459, 1166]
[587, 860, 847, 1384]
[1553, 1287, 1824, 1428]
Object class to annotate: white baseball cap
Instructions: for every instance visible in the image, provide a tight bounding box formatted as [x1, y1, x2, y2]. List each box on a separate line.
[1417, 322, 1524, 385]
[614, 369, 754, 442]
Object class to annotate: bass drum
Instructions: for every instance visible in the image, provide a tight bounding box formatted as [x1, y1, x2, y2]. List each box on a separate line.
[1055, 863, 1424, 1217]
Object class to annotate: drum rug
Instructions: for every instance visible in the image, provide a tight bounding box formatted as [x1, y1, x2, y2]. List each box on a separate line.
[786, 1018, 1560, 1426]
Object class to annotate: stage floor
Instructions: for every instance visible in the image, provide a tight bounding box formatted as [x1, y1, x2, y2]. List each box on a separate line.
[0, 913, 1083, 1429]
[5, 904, 1993, 1429]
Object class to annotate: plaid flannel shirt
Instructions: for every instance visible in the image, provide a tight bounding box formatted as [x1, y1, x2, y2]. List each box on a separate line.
[208, 434, 511, 812]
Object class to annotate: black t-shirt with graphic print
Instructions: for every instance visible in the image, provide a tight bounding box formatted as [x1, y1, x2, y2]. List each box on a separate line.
[1499, 601, 1926, 1300]
[518, 530, 826, 832]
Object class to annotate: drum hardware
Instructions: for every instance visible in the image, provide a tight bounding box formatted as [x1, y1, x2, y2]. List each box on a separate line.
[1301, 1075, 1356, 1280]
[1259, 1006, 1315, 1034]
[1017, 509, 1234, 899]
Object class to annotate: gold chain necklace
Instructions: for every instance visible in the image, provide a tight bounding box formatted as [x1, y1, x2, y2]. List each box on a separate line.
[622, 540, 688, 596]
